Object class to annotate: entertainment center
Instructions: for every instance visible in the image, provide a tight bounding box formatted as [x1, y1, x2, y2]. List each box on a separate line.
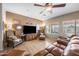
[22, 25, 38, 41]
[23, 25, 36, 34]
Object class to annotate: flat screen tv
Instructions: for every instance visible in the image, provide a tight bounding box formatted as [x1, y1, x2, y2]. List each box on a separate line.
[23, 26, 36, 34]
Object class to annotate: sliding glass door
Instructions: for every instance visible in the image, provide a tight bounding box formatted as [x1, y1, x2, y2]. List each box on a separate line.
[45, 20, 79, 38]
[45, 25, 51, 34]
[63, 20, 75, 37]
[45, 24, 59, 35]
[51, 24, 59, 36]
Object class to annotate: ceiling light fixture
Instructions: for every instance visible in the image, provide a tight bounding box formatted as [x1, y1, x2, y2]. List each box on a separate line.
[46, 7, 52, 11]
[46, 4, 53, 11]
[34, 3, 66, 14]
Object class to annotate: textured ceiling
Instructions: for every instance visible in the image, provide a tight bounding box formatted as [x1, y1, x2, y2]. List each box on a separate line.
[3, 3, 79, 20]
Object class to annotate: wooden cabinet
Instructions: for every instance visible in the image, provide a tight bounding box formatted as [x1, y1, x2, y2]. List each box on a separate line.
[26, 33, 37, 41]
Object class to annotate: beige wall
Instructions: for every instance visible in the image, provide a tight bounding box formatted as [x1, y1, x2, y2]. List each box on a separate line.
[5, 12, 43, 31]
[45, 11, 79, 38]
[6, 11, 42, 25]
[45, 11, 79, 24]
[5, 11, 79, 38]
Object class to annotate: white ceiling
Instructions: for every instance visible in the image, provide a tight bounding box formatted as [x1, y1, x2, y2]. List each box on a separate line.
[3, 3, 79, 20]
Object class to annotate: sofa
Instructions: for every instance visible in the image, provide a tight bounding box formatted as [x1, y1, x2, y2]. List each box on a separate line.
[34, 36, 69, 56]
[6, 30, 23, 48]
[64, 36, 79, 56]
[34, 45, 64, 56]
[34, 36, 79, 56]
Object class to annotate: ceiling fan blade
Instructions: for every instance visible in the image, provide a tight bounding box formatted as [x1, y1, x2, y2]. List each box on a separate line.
[40, 8, 46, 14]
[53, 4, 66, 8]
[34, 4, 45, 7]
[40, 10, 44, 14]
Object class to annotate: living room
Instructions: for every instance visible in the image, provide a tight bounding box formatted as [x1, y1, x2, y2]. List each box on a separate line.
[0, 3, 79, 56]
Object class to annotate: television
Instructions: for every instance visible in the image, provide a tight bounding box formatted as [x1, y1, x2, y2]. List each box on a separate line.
[23, 25, 36, 34]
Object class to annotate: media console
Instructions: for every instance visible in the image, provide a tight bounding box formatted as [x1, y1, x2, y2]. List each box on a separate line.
[21, 33, 37, 41]
[26, 33, 37, 41]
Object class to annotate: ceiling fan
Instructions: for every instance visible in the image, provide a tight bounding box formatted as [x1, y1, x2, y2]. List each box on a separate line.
[34, 3, 66, 14]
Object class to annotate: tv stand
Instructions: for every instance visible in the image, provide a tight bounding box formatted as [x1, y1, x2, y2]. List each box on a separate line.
[26, 33, 37, 41]
[21, 33, 37, 41]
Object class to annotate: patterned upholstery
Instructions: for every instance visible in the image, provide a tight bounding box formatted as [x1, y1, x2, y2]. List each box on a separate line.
[6, 30, 23, 48]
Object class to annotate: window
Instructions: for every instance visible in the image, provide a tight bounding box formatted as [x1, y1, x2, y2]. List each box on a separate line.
[45, 20, 79, 37]
[36, 24, 40, 33]
[51, 24, 59, 36]
[63, 20, 75, 37]
[45, 25, 51, 34]
[76, 20, 79, 36]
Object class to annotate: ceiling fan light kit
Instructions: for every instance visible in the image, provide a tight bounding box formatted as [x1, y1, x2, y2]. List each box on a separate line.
[46, 7, 52, 11]
[34, 3, 66, 14]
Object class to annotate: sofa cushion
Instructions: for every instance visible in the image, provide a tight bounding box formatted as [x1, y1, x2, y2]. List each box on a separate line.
[9, 36, 17, 40]
[46, 45, 55, 52]
[53, 42, 66, 50]
[64, 44, 79, 56]
[51, 47, 63, 56]
[57, 39, 68, 46]
[71, 36, 79, 40]
[70, 40, 79, 44]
